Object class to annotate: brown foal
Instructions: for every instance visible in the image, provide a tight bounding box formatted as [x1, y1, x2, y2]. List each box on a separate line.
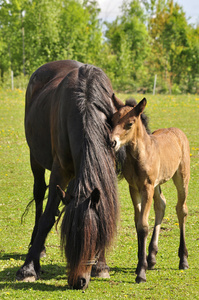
[111, 97, 190, 283]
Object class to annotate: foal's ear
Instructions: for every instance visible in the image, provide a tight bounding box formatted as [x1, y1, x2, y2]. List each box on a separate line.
[134, 98, 147, 116]
[90, 188, 100, 210]
[112, 93, 124, 110]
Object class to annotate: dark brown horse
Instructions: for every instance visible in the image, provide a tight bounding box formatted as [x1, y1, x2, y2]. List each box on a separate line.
[16, 60, 119, 289]
[111, 96, 190, 283]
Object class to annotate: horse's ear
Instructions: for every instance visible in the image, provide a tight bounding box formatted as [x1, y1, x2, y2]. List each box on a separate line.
[112, 93, 124, 110]
[134, 98, 147, 116]
[90, 188, 100, 210]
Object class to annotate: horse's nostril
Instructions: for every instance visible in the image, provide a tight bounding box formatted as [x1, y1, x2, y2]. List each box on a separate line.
[111, 140, 117, 148]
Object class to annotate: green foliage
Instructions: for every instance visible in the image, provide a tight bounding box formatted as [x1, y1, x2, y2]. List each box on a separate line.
[0, 0, 199, 93]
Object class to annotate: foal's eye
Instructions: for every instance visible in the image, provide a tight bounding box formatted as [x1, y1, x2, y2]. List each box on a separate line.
[124, 122, 133, 130]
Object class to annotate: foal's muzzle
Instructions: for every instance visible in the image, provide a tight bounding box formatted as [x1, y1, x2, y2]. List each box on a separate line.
[111, 140, 117, 149]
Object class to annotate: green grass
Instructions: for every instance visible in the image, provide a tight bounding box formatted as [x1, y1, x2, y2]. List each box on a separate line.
[0, 89, 199, 299]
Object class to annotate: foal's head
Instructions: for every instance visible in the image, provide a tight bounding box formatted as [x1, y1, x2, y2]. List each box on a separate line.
[111, 98, 147, 151]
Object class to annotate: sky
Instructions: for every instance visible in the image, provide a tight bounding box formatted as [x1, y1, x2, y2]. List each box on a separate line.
[97, 0, 199, 25]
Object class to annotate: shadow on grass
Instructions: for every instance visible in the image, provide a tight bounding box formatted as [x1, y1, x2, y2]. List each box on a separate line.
[0, 263, 69, 291]
[0, 252, 26, 261]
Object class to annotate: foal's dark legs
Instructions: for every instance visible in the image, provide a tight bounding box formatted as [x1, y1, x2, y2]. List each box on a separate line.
[135, 185, 154, 283]
[29, 155, 47, 256]
[173, 170, 189, 270]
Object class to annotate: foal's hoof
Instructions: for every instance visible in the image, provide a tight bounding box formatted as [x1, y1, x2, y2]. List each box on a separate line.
[179, 261, 189, 270]
[135, 268, 146, 283]
[147, 256, 156, 270]
[147, 261, 156, 270]
[135, 275, 146, 284]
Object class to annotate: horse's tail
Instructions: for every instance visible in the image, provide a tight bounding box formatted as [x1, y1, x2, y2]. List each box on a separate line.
[21, 186, 49, 223]
[21, 198, 35, 224]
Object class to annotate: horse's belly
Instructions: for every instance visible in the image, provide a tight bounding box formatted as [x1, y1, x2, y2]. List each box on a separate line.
[25, 109, 53, 170]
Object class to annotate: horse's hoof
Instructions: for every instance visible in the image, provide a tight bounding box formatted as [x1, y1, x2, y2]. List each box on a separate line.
[40, 250, 46, 258]
[91, 264, 110, 278]
[16, 262, 38, 282]
[20, 276, 36, 282]
[95, 270, 110, 279]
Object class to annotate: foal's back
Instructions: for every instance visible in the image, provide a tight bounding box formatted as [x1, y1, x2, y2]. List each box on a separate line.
[152, 127, 190, 185]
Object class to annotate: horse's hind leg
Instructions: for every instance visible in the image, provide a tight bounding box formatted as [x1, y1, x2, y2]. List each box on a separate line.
[29, 154, 47, 257]
[173, 169, 189, 270]
[147, 185, 166, 269]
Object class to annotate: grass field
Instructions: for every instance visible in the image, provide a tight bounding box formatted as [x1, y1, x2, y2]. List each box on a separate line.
[0, 89, 199, 299]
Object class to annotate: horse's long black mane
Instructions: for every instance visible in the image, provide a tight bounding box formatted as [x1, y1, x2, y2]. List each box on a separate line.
[61, 65, 119, 276]
[74, 64, 116, 201]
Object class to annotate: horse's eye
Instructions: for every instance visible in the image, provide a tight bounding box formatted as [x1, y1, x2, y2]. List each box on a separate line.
[124, 122, 133, 130]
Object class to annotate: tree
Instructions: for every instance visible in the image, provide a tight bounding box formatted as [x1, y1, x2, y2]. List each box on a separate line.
[147, 0, 199, 93]
[0, 0, 103, 77]
[105, 0, 150, 90]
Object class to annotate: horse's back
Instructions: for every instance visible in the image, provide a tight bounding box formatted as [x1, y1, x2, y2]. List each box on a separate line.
[26, 60, 83, 102]
[25, 60, 83, 170]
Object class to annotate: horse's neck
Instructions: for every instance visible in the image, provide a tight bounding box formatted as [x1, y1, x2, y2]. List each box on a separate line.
[128, 120, 151, 160]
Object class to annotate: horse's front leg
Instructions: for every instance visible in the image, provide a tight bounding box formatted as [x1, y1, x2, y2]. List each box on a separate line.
[136, 185, 154, 283]
[29, 155, 47, 257]
[16, 160, 67, 282]
[147, 185, 166, 269]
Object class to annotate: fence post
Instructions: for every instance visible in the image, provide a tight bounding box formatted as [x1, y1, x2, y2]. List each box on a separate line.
[11, 70, 14, 90]
[153, 74, 157, 95]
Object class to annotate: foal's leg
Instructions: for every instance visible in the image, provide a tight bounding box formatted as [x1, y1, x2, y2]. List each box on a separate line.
[16, 158, 68, 281]
[129, 186, 141, 231]
[29, 154, 47, 257]
[136, 184, 154, 283]
[147, 185, 166, 269]
[172, 170, 189, 270]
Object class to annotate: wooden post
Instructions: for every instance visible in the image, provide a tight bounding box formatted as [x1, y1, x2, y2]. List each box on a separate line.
[153, 74, 157, 95]
[11, 70, 14, 90]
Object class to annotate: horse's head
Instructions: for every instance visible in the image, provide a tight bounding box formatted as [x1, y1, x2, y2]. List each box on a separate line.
[58, 187, 101, 290]
[111, 96, 147, 151]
